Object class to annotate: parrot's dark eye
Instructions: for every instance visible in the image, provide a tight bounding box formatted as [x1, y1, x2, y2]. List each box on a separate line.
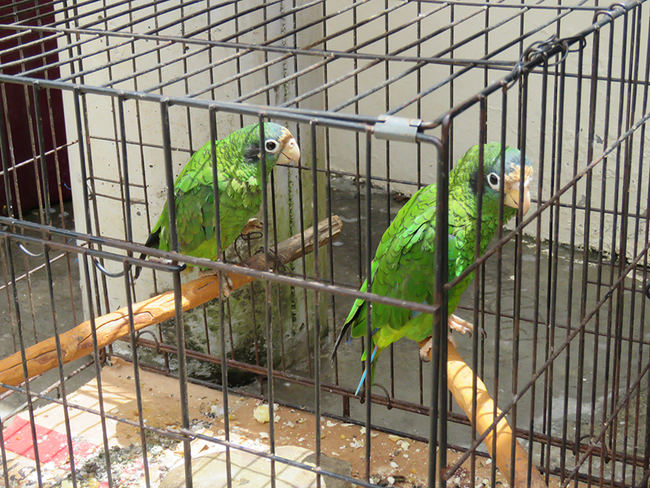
[487, 172, 500, 189]
[264, 139, 280, 153]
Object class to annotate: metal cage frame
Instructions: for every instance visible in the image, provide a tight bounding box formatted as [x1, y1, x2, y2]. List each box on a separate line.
[0, 1, 648, 487]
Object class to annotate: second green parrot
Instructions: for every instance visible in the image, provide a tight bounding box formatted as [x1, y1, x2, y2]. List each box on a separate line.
[331, 143, 533, 394]
[135, 122, 300, 283]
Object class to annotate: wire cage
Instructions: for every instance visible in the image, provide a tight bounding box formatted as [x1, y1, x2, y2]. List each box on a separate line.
[0, 0, 648, 487]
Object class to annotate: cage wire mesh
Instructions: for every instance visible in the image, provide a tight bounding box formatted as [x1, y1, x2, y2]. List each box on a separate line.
[0, 0, 648, 487]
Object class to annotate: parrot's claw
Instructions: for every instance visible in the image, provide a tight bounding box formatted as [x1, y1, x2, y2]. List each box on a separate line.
[241, 217, 264, 236]
[417, 334, 457, 362]
[256, 249, 285, 273]
[221, 275, 233, 297]
[418, 337, 432, 362]
[217, 274, 233, 297]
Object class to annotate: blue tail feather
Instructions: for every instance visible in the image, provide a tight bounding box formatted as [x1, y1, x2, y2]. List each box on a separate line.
[354, 345, 378, 396]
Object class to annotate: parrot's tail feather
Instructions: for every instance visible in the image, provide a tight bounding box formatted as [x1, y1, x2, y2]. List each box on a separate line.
[133, 229, 160, 280]
[354, 345, 378, 396]
[331, 297, 368, 362]
[330, 319, 353, 362]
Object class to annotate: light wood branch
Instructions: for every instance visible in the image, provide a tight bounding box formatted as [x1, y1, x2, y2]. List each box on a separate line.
[0, 216, 342, 393]
[420, 337, 547, 488]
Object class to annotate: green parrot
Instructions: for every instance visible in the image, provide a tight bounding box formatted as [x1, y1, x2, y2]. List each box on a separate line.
[331, 143, 533, 395]
[134, 122, 301, 284]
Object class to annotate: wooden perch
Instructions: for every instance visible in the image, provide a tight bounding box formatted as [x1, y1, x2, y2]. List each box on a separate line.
[0, 216, 342, 393]
[421, 338, 547, 488]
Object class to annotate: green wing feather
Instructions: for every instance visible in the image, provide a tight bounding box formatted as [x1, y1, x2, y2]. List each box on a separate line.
[341, 184, 439, 351]
[153, 146, 256, 257]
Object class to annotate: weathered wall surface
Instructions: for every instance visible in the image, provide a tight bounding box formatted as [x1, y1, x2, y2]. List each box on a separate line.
[58, 0, 648, 319]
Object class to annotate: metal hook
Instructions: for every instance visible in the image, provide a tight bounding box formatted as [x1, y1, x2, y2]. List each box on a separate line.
[233, 230, 262, 262]
[507, 34, 586, 88]
[233, 233, 247, 263]
[91, 257, 126, 278]
[373, 382, 393, 410]
[594, 2, 625, 22]
[241, 231, 263, 242]
[136, 329, 162, 353]
[17, 243, 43, 258]
[578, 433, 611, 462]
[357, 382, 393, 410]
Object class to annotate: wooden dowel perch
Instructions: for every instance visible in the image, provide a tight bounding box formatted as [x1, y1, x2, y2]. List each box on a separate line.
[421, 338, 547, 488]
[0, 216, 342, 393]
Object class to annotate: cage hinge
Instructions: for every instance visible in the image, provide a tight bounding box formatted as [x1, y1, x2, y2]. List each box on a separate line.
[373, 115, 422, 142]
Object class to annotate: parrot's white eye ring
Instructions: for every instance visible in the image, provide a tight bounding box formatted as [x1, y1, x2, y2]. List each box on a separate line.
[487, 172, 500, 190]
[264, 139, 280, 153]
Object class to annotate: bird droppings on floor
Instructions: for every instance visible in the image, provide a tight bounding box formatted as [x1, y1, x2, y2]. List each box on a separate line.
[1, 357, 566, 487]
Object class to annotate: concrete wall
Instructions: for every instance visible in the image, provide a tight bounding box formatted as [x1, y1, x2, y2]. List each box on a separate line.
[57, 0, 649, 320]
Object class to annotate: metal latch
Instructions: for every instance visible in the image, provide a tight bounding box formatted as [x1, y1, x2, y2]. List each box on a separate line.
[373, 115, 422, 142]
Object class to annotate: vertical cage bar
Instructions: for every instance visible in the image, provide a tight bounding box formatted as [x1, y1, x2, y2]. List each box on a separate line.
[491, 86, 508, 488]
[530, 58, 549, 488]
[258, 116, 277, 488]
[310, 121, 322, 488]
[0, 91, 14, 218]
[0, 414, 9, 487]
[363, 130, 373, 483]
[470, 97, 487, 487]
[42, 238, 79, 488]
[430, 120, 450, 488]
[578, 24, 601, 486]
[31, 83, 51, 223]
[2, 237, 44, 487]
[209, 106, 232, 488]
[511, 70, 528, 488]
[160, 100, 193, 488]
[117, 96, 133, 244]
[560, 44, 584, 482]
[123, 262, 151, 487]
[73, 87, 115, 488]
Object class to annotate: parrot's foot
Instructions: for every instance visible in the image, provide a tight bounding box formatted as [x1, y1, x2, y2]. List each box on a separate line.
[418, 334, 458, 362]
[199, 269, 233, 297]
[220, 274, 234, 297]
[233, 219, 264, 262]
[241, 217, 264, 236]
[255, 249, 285, 273]
[418, 337, 433, 362]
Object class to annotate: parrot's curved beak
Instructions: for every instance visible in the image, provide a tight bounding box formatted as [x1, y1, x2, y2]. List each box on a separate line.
[503, 165, 533, 215]
[278, 128, 301, 165]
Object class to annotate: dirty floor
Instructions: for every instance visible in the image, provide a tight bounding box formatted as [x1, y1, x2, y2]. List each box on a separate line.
[0, 358, 570, 488]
